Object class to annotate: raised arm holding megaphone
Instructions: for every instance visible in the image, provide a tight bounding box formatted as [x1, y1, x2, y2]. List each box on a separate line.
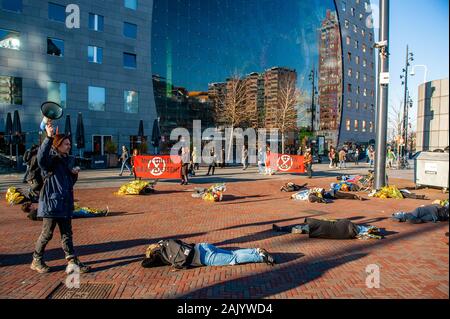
[40, 101, 63, 132]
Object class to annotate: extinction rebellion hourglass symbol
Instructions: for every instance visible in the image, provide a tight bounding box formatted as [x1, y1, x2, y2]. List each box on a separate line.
[277, 155, 293, 171]
[147, 157, 166, 176]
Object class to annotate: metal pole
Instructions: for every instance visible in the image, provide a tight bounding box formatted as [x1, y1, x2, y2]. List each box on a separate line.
[402, 45, 409, 159]
[374, 0, 389, 190]
[311, 69, 315, 133]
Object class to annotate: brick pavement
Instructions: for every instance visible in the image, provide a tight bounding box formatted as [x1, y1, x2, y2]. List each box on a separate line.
[0, 175, 448, 299]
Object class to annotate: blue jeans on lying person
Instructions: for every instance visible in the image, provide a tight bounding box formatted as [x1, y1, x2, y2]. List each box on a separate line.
[196, 243, 263, 266]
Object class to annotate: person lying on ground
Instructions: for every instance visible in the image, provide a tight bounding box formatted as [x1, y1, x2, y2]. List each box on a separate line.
[391, 203, 449, 223]
[273, 217, 382, 239]
[291, 188, 365, 203]
[141, 239, 275, 269]
[280, 182, 308, 192]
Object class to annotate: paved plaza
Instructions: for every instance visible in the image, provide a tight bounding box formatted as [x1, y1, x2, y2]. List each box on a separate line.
[0, 164, 448, 299]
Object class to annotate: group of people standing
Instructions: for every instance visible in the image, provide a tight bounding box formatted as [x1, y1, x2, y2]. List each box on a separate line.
[328, 145, 375, 169]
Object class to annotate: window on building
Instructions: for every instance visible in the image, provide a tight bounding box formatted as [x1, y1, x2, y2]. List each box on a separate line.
[355, 101, 359, 109]
[363, 103, 368, 109]
[124, 90, 139, 113]
[365, 2, 370, 12]
[351, 7, 355, 16]
[346, 119, 351, 131]
[362, 120, 366, 132]
[89, 13, 104, 31]
[123, 52, 136, 68]
[371, 62, 374, 69]
[361, 29, 365, 37]
[88, 86, 105, 111]
[347, 99, 352, 108]
[354, 120, 359, 131]
[348, 68, 352, 77]
[0, 28, 20, 50]
[124, 0, 137, 10]
[0, 76, 22, 105]
[362, 44, 366, 53]
[123, 22, 137, 39]
[354, 40, 358, 49]
[359, 13, 364, 20]
[356, 0, 360, 4]
[355, 71, 359, 80]
[356, 86, 360, 94]
[346, 36, 351, 45]
[342, 1, 346, 11]
[347, 52, 352, 62]
[369, 33, 373, 41]
[47, 37, 64, 56]
[345, 20, 349, 28]
[48, 2, 65, 22]
[88, 46, 103, 64]
[363, 59, 367, 67]
[369, 121, 373, 132]
[355, 56, 359, 64]
[353, 24, 357, 33]
[347, 84, 352, 92]
[363, 74, 367, 82]
[2, 0, 22, 12]
[47, 81, 67, 108]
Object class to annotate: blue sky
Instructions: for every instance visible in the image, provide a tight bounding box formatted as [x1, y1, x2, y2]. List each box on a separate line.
[372, 0, 449, 130]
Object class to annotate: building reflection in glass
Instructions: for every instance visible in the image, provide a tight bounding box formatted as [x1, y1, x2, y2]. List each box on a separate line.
[151, 0, 341, 150]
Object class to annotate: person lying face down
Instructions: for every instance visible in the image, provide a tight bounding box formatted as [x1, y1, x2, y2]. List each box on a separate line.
[141, 239, 275, 269]
[273, 217, 382, 240]
[391, 203, 449, 223]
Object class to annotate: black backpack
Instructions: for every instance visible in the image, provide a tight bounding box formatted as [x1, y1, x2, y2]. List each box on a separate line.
[159, 239, 195, 269]
[24, 145, 44, 193]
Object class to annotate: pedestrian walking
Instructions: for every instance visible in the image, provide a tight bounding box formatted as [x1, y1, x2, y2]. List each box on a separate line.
[242, 145, 248, 170]
[118, 145, 132, 176]
[354, 148, 360, 165]
[257, 146, 265, 174]
[304, 148, 313, 178]
[339, 148, 347, 169]
[31, 122, 90, 274]
[131, 148, 140, 180]
[192, 146, 200, 171]
[206, 148, 216, 176]
[328, 147, 336, 168]
[180, 145, 190, 185]
[387, 148, 396, 169]
[369, 147, 375, 168]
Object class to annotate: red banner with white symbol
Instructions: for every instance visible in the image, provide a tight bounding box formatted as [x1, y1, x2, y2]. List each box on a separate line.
[267, 153, 305, 173]
[133, 155, 181, 179]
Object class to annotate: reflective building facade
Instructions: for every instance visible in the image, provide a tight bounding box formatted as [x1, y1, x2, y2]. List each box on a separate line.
[1, 0, 375, 157]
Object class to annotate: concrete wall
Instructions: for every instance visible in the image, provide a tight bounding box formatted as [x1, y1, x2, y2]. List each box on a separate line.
[0, 0, 157, 153]
[416, 78, 449, 151]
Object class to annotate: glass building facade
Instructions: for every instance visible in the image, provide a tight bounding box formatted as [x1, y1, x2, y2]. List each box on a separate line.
[151, 0, 375, 150]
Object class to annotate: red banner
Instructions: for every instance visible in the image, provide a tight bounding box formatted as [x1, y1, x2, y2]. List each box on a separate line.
[133, 155, 181, 179]
[267, 153, 305, 173]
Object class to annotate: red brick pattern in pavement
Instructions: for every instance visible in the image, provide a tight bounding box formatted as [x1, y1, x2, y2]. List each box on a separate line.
[0, 176, 448, 299]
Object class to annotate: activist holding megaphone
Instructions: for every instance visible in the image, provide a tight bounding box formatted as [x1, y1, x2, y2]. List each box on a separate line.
[30, 109, 88, 275]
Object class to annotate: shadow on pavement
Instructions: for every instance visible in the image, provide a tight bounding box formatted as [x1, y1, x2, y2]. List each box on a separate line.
[0, 232, 208, 267]
[175, 222, 447, 299]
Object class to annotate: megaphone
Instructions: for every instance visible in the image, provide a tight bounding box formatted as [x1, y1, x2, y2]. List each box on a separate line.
[40, 101, 63, 131]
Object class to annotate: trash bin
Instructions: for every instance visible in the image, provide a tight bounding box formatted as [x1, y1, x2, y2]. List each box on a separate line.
[414, 151, 449, 192]
[91, 155, 107, 169]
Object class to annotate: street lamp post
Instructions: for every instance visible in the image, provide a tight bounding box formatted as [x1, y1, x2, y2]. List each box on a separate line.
[308, 68, 317, 134]
[374, 0, 389, 190]
[400, 45, 414, 162]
